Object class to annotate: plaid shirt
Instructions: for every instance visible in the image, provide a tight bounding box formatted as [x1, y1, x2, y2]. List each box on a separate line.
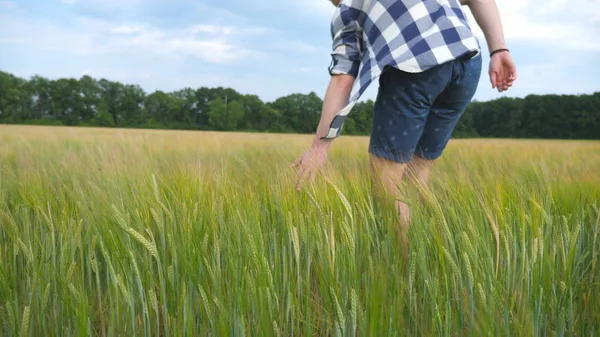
[323, 0, 480, 139]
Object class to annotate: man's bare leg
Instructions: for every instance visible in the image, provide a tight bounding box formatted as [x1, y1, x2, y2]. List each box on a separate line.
[404, 155, 434, 199]
[369, 154, 410, 255]
[370, 154, 435, 257]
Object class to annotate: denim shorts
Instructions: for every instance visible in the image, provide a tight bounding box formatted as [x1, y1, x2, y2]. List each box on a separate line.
[369, 52, 482, 163]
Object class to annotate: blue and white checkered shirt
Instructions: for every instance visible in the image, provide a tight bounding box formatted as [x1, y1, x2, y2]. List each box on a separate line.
[323, 0, 480, 139]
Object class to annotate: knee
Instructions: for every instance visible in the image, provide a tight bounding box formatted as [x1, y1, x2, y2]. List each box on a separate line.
[369, 154, 407, 196]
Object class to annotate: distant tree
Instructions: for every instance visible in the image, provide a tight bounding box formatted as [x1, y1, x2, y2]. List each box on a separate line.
[145, 91, 171, 125]
[49, 78, 84, 125]
[207, 97, 244, 131]
[345, 100, 374, 135]
[97, 79, 124, 126]
[194, 87, 212, 129]
[171, 88, 198, 127]
[258, 104, 282, 132]
[454, 101, 478, 137]
[0, 71, 32, 122]
[0, 70, 598, 140]
[28, 75, 53, 121]
[91, 101, 115, 127]
[121, 84, 146, 125]
[241, 94, 263, 130]
[78, 75, 101, 123]
[272, 92, 322, 133]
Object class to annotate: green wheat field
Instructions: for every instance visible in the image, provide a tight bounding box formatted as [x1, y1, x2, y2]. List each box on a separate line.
[1, 124, 599, 336]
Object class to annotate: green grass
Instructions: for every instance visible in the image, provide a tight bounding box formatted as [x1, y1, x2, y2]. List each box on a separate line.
[1, 125, 599, 336]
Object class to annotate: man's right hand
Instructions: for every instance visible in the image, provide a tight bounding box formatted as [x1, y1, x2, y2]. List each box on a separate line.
[489, 51, 517, 92]
[291, 145, 329, 191]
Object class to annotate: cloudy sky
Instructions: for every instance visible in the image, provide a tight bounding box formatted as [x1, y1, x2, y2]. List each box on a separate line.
[1, 0, 599, 103]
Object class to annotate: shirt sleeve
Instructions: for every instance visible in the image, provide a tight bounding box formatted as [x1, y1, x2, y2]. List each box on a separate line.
[328, 1, 365, 78]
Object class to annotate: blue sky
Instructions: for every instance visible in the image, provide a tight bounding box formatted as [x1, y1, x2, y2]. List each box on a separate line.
[1, 0, 599, 103]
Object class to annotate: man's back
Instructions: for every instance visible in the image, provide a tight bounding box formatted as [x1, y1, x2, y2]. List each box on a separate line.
[326, 0, 480, 139]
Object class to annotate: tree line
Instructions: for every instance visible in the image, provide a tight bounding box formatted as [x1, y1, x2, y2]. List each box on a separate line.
[1, 70, 598, 139]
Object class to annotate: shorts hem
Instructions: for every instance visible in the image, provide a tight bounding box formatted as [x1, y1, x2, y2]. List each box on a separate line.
[413, 151, 441, 161]
[368, 147, 413, 164]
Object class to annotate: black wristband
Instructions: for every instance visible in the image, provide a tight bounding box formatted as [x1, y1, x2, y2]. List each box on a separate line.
[490, 48, 509, 57]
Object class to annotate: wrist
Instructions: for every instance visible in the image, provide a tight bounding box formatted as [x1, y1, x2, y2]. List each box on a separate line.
[487, 41, 507, 54]
[311, 137, 332, 151]
[490, 48, 509, 58]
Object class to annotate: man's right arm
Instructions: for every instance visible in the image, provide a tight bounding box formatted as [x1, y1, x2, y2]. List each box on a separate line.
[312, 0, 364, 142]
[329, 1, 364, 81]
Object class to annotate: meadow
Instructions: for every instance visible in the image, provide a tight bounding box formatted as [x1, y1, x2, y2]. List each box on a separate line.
[0, 124, 599, 336]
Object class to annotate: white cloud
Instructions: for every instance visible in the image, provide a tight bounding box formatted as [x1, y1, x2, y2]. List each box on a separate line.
[0, 15, 269, 65]
[190, 25, 237, 36]
[61, 0, 142, 9]
[298, 67, 316, 73]
[110, 24, 145, 35]
[2, 0, 598, 103]
[0, 1, 15, 8]
[80, 67, 152, 82]
[309, 0, 600, 52]
[462, 0, 600, 51]
[301, 0, 337, 17]
[0, 37, 28, 44]
[242, 0, 336, 23]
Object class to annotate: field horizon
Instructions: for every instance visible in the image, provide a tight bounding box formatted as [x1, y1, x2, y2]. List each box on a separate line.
[1, 124, 599, 336]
